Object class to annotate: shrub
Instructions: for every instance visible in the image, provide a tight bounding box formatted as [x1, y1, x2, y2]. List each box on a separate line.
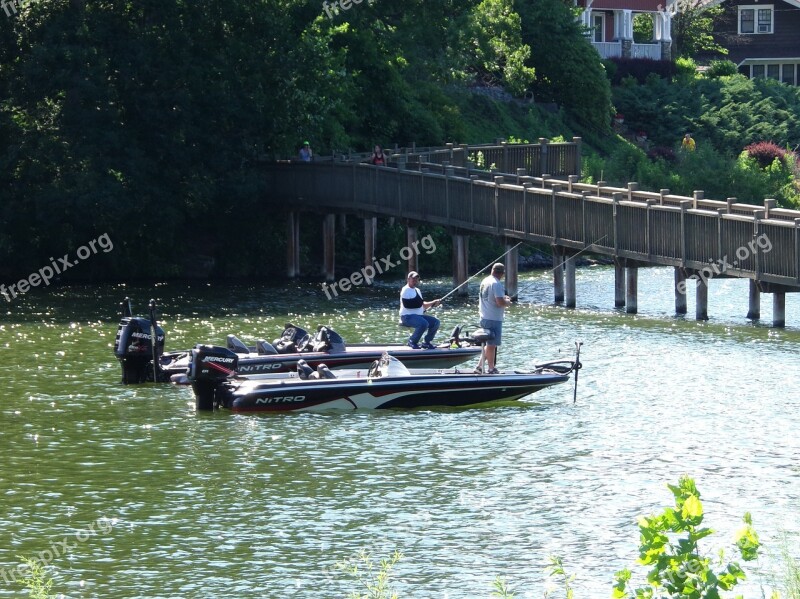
[601, 59, 618, 83]
[745, 141, 788, 168]
[647, 146, 676, 163]
[607, 57, 678, 85]
[706, 59, 738, 78]
[674, 56, 698, 82]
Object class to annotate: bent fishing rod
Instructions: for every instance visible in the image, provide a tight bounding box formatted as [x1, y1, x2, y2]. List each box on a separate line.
[431, 241, 523, 307]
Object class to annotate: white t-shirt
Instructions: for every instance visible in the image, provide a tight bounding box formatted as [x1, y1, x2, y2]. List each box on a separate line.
[399, 285, 424, 317]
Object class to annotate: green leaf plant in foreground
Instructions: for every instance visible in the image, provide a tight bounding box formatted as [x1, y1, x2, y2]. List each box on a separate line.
[612, 475, 761, 599]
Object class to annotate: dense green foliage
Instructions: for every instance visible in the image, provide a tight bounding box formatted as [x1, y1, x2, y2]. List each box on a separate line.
[0, 0, 605, 282]
[592, 72, 800, 206]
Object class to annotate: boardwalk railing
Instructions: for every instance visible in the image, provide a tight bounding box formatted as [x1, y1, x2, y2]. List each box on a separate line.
[265, 159, 800, 289]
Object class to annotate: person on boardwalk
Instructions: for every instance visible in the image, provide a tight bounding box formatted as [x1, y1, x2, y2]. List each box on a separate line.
[681, 133, 696, 152]
[369, 145, 388, 166]
[477, 262, 512, 374]
[399, 271, 441, 349]
[299, 141, 313, 162]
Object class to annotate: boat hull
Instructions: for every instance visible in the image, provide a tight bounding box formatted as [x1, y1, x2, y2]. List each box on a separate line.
[165, 345, 481, 379]
[213, 372, 570, 412]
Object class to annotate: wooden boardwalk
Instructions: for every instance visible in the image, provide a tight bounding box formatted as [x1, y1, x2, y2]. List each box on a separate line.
[266, 140, 800, 325]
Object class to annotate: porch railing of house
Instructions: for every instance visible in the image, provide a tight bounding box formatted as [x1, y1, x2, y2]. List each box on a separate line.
[593, 41, 621, 58]
[631, 43, 662, 60]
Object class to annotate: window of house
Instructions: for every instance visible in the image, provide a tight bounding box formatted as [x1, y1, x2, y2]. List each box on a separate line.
[782, 65, 795, 86]
[767, 64, 780, 80]
[593, 14, 605, 42]
[752, 64, 765, 79]
[739, 5, 773, 34]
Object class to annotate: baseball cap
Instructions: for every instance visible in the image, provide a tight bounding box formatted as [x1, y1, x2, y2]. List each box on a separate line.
[407, 271, 420, 279]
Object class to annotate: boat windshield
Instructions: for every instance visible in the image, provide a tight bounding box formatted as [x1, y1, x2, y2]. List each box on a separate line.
[370, 353, 411, 378]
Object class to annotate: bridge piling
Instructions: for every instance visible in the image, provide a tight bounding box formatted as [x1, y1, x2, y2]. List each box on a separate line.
[773, 292, 786, 327]
[323, 214, 336, 282]
[614, 260, 625, 308]
[565, 252, 576, 308]
[747, 279, 760, 320]
[406, 225, 419, 275]
[505, 242, 519, 301]
[364, 217, 377, 285]
[626, 265, 638, 314]
[553, 246, 564, 304]
[452, 234, 469, 297]
[696, 276, 709, 320]
[675, 268, 687, 314]
[287, 212, 300, 278]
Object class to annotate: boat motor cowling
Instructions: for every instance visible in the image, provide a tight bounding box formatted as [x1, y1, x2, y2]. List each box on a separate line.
[114, 317, 166, 384]
[189, 345, 239, 411]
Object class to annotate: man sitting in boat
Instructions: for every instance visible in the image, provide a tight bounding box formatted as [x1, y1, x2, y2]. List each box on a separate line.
[399, 271, 442, 349]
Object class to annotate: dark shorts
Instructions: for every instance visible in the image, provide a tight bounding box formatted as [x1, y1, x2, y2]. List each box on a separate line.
[479, 318, 502, 346]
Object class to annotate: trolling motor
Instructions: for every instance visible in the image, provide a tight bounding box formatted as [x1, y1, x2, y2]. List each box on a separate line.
[113, 297, 166, 384]
[534, 341, 583, 403]
[188, 345, 239, 411]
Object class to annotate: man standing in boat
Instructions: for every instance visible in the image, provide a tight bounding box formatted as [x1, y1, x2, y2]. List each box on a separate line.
[478, 263, 512, 374]
[399, 271, 441, 349]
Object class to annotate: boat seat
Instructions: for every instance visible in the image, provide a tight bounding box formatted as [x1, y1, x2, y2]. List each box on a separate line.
[317, 364, 337, 379]
[226, 334, 251, 354]
[296, 359, 314, 380]
[256, 339, 278, 355]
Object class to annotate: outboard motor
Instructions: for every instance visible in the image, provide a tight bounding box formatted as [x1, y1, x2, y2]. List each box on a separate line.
[188, 345, 238, 411]
[114, 315, 166, 384]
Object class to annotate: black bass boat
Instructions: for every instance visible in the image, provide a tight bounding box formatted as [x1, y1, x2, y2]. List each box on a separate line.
[113, 299, 481, 384]
[188, 344, 583, 412]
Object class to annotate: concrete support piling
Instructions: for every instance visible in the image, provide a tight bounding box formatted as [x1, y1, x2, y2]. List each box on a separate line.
[505, 242, 519, 301]
[674, 267, 687, 314]
[626, 265, 638, 314]
[452, 234, 469, 296]
[406, 225, 418, 275]
[364, 217, 377, 285]
[565, 253, 576, 308]
[614, 260, 625, 308]
[323, 214, 336, 282]
[552, 246, 564, 304]
[773, 292, 786, 328]
[287, 212, 301, 278]
[696, 277, 708, 320]
[747, 279, 760, 320]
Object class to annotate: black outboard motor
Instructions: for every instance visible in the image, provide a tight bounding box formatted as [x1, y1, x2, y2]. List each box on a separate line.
[188, 345, 238, 411]
[114, 309, 166, 384]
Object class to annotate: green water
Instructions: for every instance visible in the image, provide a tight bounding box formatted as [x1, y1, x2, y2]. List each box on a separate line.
[1, 271, 799, 598]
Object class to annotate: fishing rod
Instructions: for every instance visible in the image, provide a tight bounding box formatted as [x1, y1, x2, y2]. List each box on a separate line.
[433, 241, 524, 306]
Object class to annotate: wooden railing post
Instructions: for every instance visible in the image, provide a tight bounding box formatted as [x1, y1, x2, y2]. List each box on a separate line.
[612, 192, 622, 255]
[572, 136, 582, 178]
[539, 138, 549, 176]
[494, 176, 504, 233]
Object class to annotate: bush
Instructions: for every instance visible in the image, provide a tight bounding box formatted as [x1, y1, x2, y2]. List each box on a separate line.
[606, 57, 678, 84]
[674, 56, 699, 82]
[647, 146, 676, 163]
[745, 141, 788, 168]
[706, 59, 738, 78]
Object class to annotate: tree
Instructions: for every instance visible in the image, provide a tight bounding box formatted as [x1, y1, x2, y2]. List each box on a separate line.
[672, 0, 727, 59]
